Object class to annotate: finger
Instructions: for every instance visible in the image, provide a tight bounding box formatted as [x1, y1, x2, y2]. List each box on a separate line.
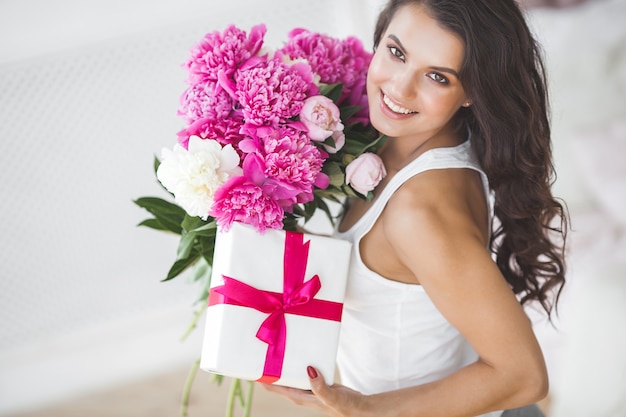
[307, 366, 335, 404]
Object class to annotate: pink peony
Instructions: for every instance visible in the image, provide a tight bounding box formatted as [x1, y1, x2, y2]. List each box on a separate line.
[177, 115, 245, 150]
[177, 81, 235, 124]
[278, 29, 371, 110]
[279, 29, 346, 85]
[184, 24, 266, 84]
[210, 175, 284, 232]
[235, 56, 318, 127]
[299, 95, 344, 143]
[345, 153, 386, 195]
[248, 124, 329, 205]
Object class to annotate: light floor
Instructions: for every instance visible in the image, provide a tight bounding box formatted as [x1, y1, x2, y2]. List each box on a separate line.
[9, 366, 550, 417]
[8, 366, 324, 417]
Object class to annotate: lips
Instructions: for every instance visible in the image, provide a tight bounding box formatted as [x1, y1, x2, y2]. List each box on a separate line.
[382, 93, 417, 115]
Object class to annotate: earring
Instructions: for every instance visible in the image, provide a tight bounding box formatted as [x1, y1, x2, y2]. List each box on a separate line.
[463, 101, 472, 107]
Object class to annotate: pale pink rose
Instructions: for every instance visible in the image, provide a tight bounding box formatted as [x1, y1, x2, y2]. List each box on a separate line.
[299, 95, 344, 142]
[345, 153, 386, 195]
[323, 131, 345, 154]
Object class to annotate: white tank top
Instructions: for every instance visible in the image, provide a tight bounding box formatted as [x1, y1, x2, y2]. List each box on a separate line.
[334, 140, 502, 417]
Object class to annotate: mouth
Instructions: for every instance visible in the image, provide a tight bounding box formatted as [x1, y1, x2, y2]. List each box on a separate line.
[382, 93, 417, 115]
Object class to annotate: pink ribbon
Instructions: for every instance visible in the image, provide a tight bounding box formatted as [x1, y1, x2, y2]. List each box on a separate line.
[208, 231, 343, 383]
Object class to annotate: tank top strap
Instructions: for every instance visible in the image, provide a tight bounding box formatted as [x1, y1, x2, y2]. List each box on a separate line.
[346, 139, 492, 240]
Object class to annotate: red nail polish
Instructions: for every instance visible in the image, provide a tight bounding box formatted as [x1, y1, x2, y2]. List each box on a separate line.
[307, 366, 318, 379]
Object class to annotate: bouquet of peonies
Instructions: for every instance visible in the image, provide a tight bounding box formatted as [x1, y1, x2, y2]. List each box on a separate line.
[135, 23, 385, 416]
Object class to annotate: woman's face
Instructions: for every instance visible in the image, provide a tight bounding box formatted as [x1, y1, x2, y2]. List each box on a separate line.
[367, 4, 469, 143]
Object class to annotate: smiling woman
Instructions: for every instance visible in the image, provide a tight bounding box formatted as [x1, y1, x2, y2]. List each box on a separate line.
[264, 1, 568, 416]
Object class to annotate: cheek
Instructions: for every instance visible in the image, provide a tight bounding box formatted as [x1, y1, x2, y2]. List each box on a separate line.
[366, 65, 382, 109]
[420, 88, 463, 117]
[366, 78, 377, 107]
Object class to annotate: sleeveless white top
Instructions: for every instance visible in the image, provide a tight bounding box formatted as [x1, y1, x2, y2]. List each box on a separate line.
[334, 140, 502, 417]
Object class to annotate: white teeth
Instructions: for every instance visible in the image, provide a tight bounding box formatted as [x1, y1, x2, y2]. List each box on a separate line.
[383, 94, 416, 115]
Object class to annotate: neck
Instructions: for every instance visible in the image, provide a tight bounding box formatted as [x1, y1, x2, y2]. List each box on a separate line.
[379, 125, 464, 172]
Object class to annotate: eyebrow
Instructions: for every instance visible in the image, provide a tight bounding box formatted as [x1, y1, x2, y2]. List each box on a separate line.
[387, 34, 460, 78]
[387, 34, 407, 54]
[430, 66, 460, 78]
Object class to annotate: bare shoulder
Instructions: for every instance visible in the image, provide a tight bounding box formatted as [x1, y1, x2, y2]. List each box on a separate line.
[382, 167, 488, 249]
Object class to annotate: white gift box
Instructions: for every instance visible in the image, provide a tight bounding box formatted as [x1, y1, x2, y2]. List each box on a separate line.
[200, 221, 351, 389]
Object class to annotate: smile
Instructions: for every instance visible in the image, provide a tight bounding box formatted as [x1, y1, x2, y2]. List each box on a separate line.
[382, 94, 417, 115]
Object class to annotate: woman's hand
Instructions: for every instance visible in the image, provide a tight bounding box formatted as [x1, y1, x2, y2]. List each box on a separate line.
[262, 366, 371, 417]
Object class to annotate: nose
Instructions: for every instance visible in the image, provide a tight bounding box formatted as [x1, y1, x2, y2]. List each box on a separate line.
[391, 68, 417, 101]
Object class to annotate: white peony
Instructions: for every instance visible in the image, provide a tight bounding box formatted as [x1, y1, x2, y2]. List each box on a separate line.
[156, 136, 242, 220]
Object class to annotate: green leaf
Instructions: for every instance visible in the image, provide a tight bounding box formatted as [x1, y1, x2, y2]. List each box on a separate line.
[361, 134, 388, 153]
[314, 188, 345, 204]
[313, 197, 336, 227]
[190, 257, 211, 283]
[163, 252, 200, 281]
[340, 134, 387, 156]
[303, 201, 317, 223]
[199, 239, 216, 266]
[153, 155, 161, 175]
[340, 141, 364, 155]
[136, 218, 169, 231]
[134, 197, 185, 234]
[177, 231, 197, 261]
[318, 83, 343, 102]
[134, 196, 184, 216]
[342, 184, 361, 198]
[194, 282, 211, 305]
[322, 135, 336, 149]
[323, 161, 345, 187]
[282, 215, 299, 232]
[339, 105, 361, 122]
[182, 215, 218, 237]
[291, 205, 306, 217]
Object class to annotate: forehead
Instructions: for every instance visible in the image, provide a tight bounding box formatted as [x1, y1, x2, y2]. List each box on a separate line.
[386, 4, 465, 68]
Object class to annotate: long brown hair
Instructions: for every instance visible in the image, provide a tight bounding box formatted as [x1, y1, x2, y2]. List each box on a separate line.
[374, 0, 569, 317]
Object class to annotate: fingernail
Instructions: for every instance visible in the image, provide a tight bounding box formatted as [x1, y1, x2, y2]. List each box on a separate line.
[307, 366, 318, 379]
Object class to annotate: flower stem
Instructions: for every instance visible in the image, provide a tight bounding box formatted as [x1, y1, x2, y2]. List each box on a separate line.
[181, 303, 207, 341]
[225, 378, 242, 417]
[244, 381, 255, 417]
[181, 357, 201, 417]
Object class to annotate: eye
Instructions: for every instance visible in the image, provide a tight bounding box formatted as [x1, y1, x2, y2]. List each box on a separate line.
[427, 72, 449, 85]
[387, 45, 405, 62]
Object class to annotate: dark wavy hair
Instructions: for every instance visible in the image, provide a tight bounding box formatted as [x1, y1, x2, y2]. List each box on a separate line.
[374, 0, 569, 317]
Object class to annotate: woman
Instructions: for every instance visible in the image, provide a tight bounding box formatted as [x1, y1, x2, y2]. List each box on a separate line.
[266, 1, 568, 416]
